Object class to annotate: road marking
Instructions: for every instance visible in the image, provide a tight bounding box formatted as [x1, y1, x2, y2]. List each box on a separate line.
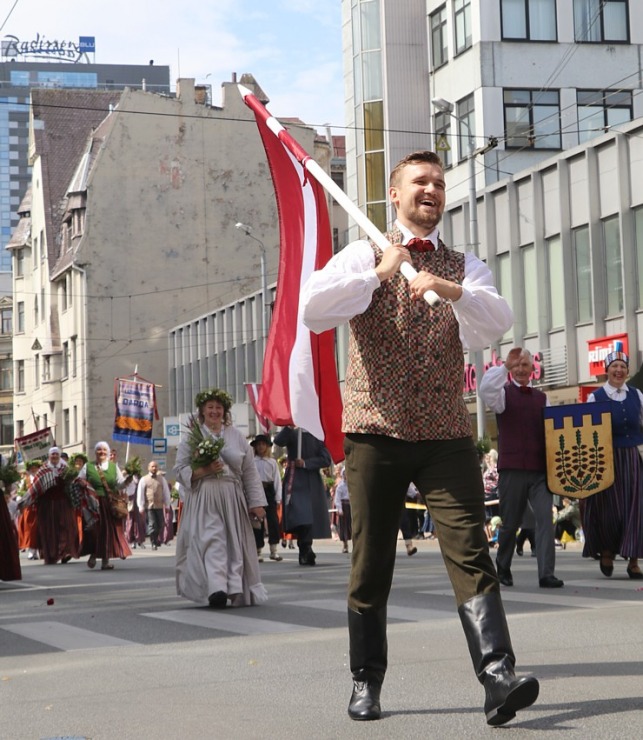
[284, 598, 454, 622]
[142, 609, 320, 635]
[418, 588, 637, 609]
[1, 621, 138, 650]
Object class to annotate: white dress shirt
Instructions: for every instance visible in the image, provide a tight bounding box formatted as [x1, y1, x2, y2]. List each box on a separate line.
[253, 456, 282, 503]
[301, 221, 513, 351]
[478, 364, 550, 414]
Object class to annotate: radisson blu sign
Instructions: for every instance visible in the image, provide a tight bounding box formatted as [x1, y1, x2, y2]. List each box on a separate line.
[1, 33, 95, 63]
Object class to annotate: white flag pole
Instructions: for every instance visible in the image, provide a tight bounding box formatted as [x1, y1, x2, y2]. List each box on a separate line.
[239, 85, 440, 308]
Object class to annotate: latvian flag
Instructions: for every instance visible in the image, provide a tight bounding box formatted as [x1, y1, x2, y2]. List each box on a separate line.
[242, 88, 344, 463]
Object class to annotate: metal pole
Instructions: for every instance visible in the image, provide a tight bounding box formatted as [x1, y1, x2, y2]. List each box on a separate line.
[467, 137, 487, 441]
[259, 244, 268, 340]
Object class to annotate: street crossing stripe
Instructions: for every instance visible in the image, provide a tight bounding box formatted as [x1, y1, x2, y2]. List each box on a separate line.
[1, 621, 138, 650]
[283, 598, 454, 622]
[419, 589, 637, 610]
[142, 609, 320, 634]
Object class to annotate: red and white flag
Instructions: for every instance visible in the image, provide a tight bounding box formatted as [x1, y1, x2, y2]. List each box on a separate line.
[242, 90, 344, 463]
[244, 383, 271, 435]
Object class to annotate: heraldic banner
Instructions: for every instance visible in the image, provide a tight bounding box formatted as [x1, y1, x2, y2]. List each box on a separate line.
[15, 427, 55, 463]
[543, 401, 614, 499]
[113, 376, 158, 445]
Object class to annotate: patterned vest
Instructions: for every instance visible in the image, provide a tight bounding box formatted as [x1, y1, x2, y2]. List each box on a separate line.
[140, 475, 165, 509]
[496, 383, 547, 471]
[342, 227, 471, 441]
[593, 385, 643, 448]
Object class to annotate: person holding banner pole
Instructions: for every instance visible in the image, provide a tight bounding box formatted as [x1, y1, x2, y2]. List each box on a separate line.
[302, 151, 537, 726]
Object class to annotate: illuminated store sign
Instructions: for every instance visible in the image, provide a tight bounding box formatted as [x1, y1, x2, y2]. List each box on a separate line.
[587, 333, 628, 377]
[1, 34, 95, 63]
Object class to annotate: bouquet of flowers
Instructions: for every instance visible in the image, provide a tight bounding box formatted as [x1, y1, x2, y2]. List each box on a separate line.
[124, 456, 143, 479]
[185, 414, 225, 472]
[0, 455, 21, 492]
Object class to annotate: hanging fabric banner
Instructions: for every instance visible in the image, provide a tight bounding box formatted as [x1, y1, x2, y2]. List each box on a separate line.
[113, 376, 159, 445]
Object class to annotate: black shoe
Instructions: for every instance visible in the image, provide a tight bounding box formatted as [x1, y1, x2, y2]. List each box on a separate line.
[539, 575, 564, 588]
[497, 566, 513, 587]
[485, 672, 540, 726]
[348, 680, 382, 721]
[626, 565, 643, 580]
[208, 591, 228, 608]
[299, 550, 316, 566]
[600, 559, 614, 577]
[515, 546, 523, 556]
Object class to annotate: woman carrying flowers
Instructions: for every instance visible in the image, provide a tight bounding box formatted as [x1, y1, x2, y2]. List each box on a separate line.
[173, 388, 268, 608]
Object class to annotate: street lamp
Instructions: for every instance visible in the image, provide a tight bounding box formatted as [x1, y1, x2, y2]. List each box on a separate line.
[431, 97, 487, 440]
[235, 222, 269, 340]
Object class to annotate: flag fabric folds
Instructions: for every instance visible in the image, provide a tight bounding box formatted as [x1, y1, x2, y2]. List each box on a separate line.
[244, 383, 271, 435]
[113, 376, 159, 445]
[243, 91, 344, 463]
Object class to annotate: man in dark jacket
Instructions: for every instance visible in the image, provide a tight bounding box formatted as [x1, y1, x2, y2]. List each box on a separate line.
[274, 426, 331, 565]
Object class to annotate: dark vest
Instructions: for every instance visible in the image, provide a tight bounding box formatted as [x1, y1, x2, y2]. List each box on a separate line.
[593, 385, 643, 448]
[496, 383, 547, 471]
[342, 227, 471, 441]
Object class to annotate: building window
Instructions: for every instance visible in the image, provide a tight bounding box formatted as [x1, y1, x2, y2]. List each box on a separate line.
[73, 406, 78, 442]
[60, 279, 67, 311]
[577, 89, 632, 143]
[430, 4, 448, 69]
[501, 0, 557, 40]
[15, 248, 24, 276]
[364, 99, 386, 232]
[454, 0, 472, 55]
[522, 245, 538, 334]
[66, 274, 73, 308]
[33, 234, 38, 265]
[573, 225, 592, 322]
[434, 111, 452, 169]
[0, 358, 12, 390]
[456, 94, 475, 162]
[16, 419, 24, 438]
[16, 301, 24, 333]
[0, 414, 12, 445]
[546, 235, 565, 329]
[34, 295, 38, 326]
[1, 306, 11, 334]
[62, 341, 69, 378]
[496, 253, 513, 340]
[43, 355, 51, 382]
[63, 409, 70, 445]
[71, 336, 77, 377]
[504, 89, 561, 149]
[635, 206, 643, 308]
[603, 215, 623, 316]
[574, 0, 628, 43]
[34, 354, 40, 388]
[16, 360, 24, 392]
[40, 229, 45, 262]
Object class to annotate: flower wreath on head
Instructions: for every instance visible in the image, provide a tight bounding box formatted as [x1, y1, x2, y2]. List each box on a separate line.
[194, 388, 234, 411]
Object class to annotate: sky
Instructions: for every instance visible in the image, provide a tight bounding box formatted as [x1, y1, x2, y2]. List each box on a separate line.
[0, 0, 345, 132]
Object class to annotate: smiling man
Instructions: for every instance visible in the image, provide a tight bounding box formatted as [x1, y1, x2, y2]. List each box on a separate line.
[479, 347, 564, 590]
[302, 151, 539, 726]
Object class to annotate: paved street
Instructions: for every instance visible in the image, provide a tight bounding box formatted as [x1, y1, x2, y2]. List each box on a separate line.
[1, 538, 642, 739]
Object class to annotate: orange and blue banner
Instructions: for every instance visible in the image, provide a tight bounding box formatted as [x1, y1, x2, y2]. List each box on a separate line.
[113, 377, 158, 445]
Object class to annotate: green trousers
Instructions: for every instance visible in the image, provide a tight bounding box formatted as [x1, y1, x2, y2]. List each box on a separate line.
[344, 433, 499, 611]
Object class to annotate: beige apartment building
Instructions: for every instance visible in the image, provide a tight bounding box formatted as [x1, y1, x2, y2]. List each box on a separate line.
[9, 74, 331, 456]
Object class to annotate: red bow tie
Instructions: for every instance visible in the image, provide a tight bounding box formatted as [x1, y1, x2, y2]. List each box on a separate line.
[518, 385, 533, 394]
[407, 237, 435, 253]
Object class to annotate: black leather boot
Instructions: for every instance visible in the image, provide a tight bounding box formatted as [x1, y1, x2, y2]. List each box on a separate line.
[347, 607, 387, 721]
[458, 591, 539, 726]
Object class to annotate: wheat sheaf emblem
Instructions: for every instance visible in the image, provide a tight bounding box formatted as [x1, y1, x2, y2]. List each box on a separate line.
[554, 430, 606, 494]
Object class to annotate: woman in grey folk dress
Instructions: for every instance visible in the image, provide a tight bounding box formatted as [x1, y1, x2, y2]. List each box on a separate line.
[173, 388, 268, 608]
